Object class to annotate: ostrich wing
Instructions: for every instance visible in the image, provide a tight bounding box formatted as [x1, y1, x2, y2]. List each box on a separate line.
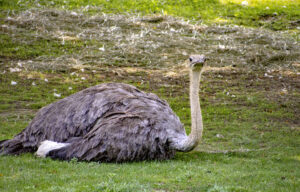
[47, 91, 185, 162]
[1, 83, 185, 161]
[1, 83, 139, 153]
[47, 113, 172, 162]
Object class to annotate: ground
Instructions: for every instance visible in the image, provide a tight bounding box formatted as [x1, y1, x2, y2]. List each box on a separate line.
[0, 0, 299, 192]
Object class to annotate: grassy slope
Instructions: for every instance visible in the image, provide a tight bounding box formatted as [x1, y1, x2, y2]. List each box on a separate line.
[1, 0, 300, 31]
[0, 0, 299, 192]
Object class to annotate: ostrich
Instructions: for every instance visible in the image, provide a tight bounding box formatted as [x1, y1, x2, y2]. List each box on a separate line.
[0, 55, 206, 162]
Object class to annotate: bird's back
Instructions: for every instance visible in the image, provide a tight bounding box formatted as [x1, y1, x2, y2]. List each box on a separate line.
[1, 83, 185, 161]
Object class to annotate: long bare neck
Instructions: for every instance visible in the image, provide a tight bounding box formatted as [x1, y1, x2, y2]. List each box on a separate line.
[188, 69, 203, 147]
[174, 69, 203, 151]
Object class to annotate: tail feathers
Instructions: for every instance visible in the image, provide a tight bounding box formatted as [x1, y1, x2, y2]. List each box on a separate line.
[0, 139, 9, 155]
[0, 139, 34, 155]
[47, 147, 72, 161]
[0, 139, 8, 146]
[36, 140, 69, 158]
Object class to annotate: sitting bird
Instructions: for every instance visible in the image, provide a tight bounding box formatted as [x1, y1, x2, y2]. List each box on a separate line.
[0, 55, 207, 162]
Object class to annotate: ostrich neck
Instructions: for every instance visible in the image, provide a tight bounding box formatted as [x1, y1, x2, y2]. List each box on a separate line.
[189, 69, 203, 148]
[174, 69, 203, 151]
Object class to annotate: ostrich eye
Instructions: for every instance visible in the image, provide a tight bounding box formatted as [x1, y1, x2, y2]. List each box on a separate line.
[189, 57, 193, 62]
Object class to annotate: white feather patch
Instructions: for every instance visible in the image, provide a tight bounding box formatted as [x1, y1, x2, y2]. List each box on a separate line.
[36, 140, 69, 158]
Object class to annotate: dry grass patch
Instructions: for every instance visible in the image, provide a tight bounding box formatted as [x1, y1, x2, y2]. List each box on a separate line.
[1, 9, 299, 70]
[1, 9, 299, 116]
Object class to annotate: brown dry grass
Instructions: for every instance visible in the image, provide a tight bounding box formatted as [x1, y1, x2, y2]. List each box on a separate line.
[2, 9, 299, 70]
[1, 8, 299, 119]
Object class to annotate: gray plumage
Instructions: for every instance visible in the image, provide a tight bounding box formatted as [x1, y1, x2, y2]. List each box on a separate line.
[0, 83, 185, 162]
[0, 54, 207, 162]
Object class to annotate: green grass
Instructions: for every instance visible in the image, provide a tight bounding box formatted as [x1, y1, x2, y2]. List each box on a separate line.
[0, 68, 299, 192]
[0, 151, 298, 192]
[0, 0, 299, 191]
[0, 33, 85, 59]
[1, 0, 300, 31]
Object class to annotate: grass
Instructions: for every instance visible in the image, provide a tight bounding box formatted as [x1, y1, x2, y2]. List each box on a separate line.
[0, 151, 298, 192]
[1, 0, 300, 31]
[0, 0, 299, 192]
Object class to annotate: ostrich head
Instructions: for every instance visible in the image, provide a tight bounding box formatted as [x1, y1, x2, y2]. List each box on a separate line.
[188, 54, 206, 71]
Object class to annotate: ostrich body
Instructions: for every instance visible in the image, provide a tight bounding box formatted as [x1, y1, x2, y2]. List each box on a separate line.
[0, 55, 206, 162]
